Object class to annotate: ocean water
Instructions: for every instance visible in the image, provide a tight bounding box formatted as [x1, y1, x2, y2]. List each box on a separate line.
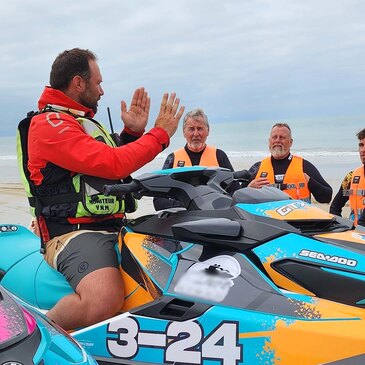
[1, 115, 364, 185]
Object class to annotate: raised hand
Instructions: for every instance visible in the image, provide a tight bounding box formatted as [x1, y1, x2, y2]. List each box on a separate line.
[121, 87, 150, 133]
[154, 93, 185, 137]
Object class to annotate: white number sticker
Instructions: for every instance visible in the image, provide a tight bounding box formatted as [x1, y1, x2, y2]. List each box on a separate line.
[107, 317, 242, 365]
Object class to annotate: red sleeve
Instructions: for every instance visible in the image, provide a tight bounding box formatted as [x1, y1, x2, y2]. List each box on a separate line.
[28, 112, 169, 184]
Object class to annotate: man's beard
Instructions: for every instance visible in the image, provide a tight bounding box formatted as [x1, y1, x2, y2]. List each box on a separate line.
[79, 89, 98, 114]
[188, 140, 205, 152]
[270, 146, 287, 159]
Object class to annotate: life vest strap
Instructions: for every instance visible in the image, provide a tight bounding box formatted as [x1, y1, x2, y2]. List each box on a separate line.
[270, 182, 306, 190]
[343, 189, 365, 197]
[28, 192, 82, 209]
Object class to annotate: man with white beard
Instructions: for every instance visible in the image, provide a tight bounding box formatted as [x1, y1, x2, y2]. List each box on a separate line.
[245, 123, 332, 203]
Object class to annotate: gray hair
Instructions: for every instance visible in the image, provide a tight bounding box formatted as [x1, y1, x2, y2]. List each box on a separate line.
[271, 122, 292, 137]
[183, 108, 209, 130]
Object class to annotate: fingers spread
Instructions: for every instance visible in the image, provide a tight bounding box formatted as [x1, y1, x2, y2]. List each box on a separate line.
[145, 96, 151, 114]
[165, 92, 176, 111]
[121, 100, 127, 114]
[136, 87, 145, 106]
[159, 93, 169, 113]
[130, 88, 139, 107]
[175, 105, 185, 120]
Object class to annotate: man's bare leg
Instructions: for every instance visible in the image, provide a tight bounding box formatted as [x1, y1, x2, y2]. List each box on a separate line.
[47, 267, 124, 330]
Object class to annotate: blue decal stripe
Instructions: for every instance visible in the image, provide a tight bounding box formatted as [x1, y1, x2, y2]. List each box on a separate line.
[236, 200, 298, 216]
[152, 166, 207, 174]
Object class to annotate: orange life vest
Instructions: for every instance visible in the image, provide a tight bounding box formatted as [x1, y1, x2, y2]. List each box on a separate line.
[256, 155, 311, 202]
[173, 146, 219, 168]
[346, 165, 365, 225]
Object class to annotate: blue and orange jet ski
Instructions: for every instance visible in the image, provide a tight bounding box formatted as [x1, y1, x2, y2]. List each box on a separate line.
[1, 167, 365, 365]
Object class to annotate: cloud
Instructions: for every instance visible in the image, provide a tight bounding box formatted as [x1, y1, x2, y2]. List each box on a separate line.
[1, 0, 365, 135]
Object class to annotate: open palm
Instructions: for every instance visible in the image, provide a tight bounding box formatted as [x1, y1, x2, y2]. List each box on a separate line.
[121, 88, 150, 134]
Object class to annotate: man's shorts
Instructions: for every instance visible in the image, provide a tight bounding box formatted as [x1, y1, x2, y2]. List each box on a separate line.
[44, 230, 119, 290]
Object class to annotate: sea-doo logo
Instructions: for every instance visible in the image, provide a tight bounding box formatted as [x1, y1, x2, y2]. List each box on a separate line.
[260, 172, 268, 178]
[353, 176, 360, 184]
[276, 201, 306, 216]
[2, 362, 23, 365]
[299, 249, 357, 267]
[177, 160, 185, 167]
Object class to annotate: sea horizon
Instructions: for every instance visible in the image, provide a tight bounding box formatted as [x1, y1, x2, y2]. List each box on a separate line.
[1, 115, 363, 185]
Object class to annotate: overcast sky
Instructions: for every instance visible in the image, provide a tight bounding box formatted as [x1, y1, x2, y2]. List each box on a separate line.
[1, 0, 365, 136]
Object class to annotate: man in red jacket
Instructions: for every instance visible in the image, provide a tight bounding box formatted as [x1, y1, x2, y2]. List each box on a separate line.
[22, 48, 184, 329]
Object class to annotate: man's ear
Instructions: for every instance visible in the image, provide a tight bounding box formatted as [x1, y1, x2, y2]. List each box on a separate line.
[71, 75, 85, 92]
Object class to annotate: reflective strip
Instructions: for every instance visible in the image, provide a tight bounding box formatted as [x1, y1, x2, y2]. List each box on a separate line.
[270, 183, 304, 190]
[270, 183, 285, 190]
[285, 183, 297, 190]
[343, 189, 365, 196]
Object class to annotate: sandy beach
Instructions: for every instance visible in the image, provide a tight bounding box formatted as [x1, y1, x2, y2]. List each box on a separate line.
[1, 187, 345, 229]
[0, 153, 354, 228]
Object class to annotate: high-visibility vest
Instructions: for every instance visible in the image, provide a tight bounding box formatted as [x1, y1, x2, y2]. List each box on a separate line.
[345, 165, 365, 225]
[17, 111, 135, 240]
[173, 145, 219, 167]
[256, 155, 311, 202]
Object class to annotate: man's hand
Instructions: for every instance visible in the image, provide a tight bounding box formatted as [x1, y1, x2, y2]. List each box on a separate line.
[154, 93, 185, 137]
[121, 87, 150, 134]
[248, 177, 270, 189]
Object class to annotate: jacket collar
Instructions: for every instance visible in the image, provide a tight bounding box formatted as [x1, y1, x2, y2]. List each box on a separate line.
[38, 86, 95, 118]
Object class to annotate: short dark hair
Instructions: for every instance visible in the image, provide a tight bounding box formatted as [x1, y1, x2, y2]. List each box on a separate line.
[49, 48, 97, 91]
[357, 128, 365, 141]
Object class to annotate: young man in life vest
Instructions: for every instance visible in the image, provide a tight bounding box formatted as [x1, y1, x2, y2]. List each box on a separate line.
[246, 123, 332, 203]
[21, 48, 184, 330]
[330, 128, 365, 226]
[153, 108, 240, 210]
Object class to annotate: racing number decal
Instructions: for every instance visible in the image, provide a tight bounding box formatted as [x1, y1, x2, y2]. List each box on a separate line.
[108, 317, 139, 358]
[165, 321, 203, 363]
[200, 322, 242, 365]
[107, 317, 242, 365]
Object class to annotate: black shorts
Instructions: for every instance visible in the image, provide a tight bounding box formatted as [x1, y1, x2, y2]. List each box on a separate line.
[56, 231, 119, 290]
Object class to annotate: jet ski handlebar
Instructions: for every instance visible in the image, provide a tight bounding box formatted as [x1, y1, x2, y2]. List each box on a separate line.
[103, 167, 251, 210]
[233, 169, 251, 182]
[103, 180, 141, 196]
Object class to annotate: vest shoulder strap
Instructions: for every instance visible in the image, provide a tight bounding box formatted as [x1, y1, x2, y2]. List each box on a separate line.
[17, 111, 39, 196]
